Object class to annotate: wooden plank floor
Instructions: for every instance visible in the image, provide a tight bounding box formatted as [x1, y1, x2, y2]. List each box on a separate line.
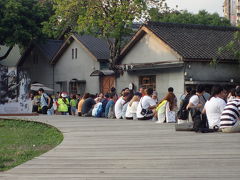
[1, 115, 240, 180]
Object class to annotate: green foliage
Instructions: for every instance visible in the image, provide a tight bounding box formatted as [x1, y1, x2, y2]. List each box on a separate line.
[44, 0, 166, 66]
[0, 119, 63, 171]
[217, 31, 240, 62]
[0, 0, 53, 48]
[149, 9, 231, 26]
[42, 0, 87, 38]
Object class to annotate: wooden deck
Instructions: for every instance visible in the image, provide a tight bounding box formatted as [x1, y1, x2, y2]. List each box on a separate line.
[1, 115, 240, 180]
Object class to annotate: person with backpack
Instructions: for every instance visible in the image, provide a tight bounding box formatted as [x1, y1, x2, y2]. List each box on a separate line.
[177, 87, 192, 124]
[186, 85, 206, 132]
[38, 88, 51, 114]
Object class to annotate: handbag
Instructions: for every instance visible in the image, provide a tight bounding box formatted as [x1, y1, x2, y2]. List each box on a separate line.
[166, 102, 176, 123]
[140, 98, 150, 116]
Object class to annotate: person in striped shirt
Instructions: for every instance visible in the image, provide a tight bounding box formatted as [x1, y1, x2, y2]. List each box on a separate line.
[220, 86, 240, 133]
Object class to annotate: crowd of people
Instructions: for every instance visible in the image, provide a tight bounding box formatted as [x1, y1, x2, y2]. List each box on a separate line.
[31, 85, 240, 133]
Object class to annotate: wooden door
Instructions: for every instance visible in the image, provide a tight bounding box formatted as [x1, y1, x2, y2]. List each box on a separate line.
[101, 76, 115, 94]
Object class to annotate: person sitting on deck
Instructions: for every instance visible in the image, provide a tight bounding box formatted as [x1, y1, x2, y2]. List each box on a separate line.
[220, 86, 240, 133]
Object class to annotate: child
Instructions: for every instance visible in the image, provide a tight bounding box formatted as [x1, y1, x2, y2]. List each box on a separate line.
[70, 95, 78, 116]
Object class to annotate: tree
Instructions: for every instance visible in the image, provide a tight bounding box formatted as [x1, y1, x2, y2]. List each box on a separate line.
[216, 30, 240, 63]
[0, 0, 53, 61]
[44, 0, 167, 70]
[149, 9, 231, 27]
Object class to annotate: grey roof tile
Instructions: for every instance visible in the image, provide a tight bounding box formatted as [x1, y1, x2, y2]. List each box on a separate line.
[74, 34, 110, 60]
[146, 22, 240, 60]
[36, 40, 63, 61]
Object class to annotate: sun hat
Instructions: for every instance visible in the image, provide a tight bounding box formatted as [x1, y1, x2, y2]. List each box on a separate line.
[61, 93, 68, 98]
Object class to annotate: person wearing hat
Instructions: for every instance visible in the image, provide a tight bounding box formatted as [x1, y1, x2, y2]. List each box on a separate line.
[57, 92, 70, 115]
[38, 88, 51, 114]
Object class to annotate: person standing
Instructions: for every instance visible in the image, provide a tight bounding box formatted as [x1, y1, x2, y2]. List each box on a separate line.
[57, 93, 70, 115]
[168, 87, 178, 111]
[38, 88, 51, 114]
[70, 95, 78, 116]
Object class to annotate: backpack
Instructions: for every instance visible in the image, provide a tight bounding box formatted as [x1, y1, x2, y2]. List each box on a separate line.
[190, 95, 209, 132]
[43, 94, 53, 109]
[177, 94, 191, 120]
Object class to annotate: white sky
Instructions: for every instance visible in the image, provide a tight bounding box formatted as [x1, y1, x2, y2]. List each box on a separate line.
[166, 0, 224, 16]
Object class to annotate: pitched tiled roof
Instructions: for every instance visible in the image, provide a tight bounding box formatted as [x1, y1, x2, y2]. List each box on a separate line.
[18, 40, 64, 66]
[36, 40, 63, 61]
[145, 22, 240, 61]
[74, 34, 110, 60]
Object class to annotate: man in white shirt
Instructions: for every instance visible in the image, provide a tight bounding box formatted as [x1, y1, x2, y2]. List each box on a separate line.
[137, 88, 156, 120]
[186, 85, 205, 131]
[187, 85, 205, 111]
[114, 92, 129, 119]
[203, 86, 226, 129]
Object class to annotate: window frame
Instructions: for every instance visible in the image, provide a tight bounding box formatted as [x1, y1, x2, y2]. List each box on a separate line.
[139, 75, 156, 90]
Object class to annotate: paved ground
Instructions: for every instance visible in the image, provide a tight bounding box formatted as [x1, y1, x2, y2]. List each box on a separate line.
[0, 115, 240, 180]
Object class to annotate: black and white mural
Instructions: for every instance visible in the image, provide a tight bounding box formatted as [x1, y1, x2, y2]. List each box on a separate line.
[0, 64, 31, 114]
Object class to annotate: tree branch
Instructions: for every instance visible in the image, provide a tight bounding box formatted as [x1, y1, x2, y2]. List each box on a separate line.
[0, 46, 13, 61]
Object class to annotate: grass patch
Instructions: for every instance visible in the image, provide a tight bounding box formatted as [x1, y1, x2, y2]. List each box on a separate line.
[0, 119, 63, 171]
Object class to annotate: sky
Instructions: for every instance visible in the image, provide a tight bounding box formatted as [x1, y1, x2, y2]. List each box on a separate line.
[166, 0, 224, 16]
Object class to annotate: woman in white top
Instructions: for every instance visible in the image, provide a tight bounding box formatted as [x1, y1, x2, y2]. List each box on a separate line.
[203, 86, 227, 130]
[125, 92, 142, 120]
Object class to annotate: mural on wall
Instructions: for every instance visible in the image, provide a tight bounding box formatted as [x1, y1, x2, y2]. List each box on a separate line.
[0, 64, 32, 114]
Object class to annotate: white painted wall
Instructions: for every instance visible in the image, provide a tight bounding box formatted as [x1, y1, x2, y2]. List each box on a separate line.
[156, 69, 184, 102]
[54, 41, 100, 94]
[122, 34, 179, 64]
[117, 69, 184, 104]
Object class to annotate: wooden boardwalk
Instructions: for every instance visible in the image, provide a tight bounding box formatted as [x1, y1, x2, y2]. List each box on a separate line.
[1, 115, 240, 180]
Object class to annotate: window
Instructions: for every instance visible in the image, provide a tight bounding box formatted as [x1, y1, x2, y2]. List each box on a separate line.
[69, 81, 77, 94]
[56, 81, 67, 92]
[69, 81, 86, 95]
[139, 75, 156, 90]
[100, 62, 108, 70]
[75, 48, 77, 59]
[71, 48, 78, 59]
[72, 49, 74, 59]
